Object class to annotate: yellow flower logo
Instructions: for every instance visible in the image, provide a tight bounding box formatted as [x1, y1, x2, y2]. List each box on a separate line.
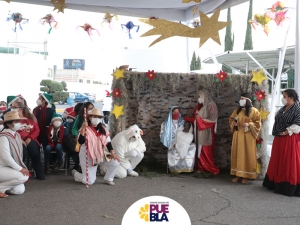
[139, 204, 149, 222]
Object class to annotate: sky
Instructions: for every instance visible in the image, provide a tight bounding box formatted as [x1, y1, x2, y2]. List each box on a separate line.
[0, 0, 296, 83]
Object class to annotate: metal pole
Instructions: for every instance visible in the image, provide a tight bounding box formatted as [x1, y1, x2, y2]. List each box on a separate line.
[295, 0, 300, 93]
[246, 61, 249, 74]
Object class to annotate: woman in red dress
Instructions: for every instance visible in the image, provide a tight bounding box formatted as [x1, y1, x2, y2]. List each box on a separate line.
[263, 89, 300, 196]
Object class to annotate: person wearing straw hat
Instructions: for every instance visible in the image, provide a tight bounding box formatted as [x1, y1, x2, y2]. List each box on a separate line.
[0, 95, 27, 122]
[0, 111, 30, 198]
[33, 93, 55, 150]
[73, 108, 120, 186]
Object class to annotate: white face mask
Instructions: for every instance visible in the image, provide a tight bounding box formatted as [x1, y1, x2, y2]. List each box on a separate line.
[0, 124, 3, 131]
[36, 99, 42, 106]
[61, 113, 67, 119]
[11, 108, 18, 112]
[67, 118, 74, 123]
[281, 97, 287, 106]
[91, 118, 101, 126]
[53, 121, 62, 128]
[198, 98, 203, 104]
[239, 99, 246, 107]
[12, 122, 22, 131]
[130, 137, 137, 142]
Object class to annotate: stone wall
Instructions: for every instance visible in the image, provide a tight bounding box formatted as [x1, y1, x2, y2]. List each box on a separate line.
[110, 72, 269, 175]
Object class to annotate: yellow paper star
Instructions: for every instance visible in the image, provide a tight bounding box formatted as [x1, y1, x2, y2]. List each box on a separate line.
[3, 0, 10, 3]
[251, 70, 267, 86]
[51, 0, 67, 13]
[140, 8, 230, 47]
[259, 108, 270, 120]
[192, 5, 198, 16]
[112, 104, 124, 119]
[112, 68, 125, 80]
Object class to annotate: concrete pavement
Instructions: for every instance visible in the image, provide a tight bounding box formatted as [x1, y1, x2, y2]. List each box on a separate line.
[1, 172, 300, 225]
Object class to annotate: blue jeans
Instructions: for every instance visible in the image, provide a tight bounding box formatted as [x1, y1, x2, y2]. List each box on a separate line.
[45, 144, 63, 164]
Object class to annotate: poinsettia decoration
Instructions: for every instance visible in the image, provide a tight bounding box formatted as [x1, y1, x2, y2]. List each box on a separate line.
[254, 90, 266, 102]
[111, 88, 122, 101]
[256, 138, 263, 148]
[145, 70, 157, 82]
[216, 70, 228, 82]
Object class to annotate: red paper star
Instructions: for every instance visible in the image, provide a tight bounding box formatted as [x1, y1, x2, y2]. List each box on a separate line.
[145, 70, 157, 81]
[111, 88, 122, 101]
[216, 70, 228, 82]
[254, 90, 266, 102]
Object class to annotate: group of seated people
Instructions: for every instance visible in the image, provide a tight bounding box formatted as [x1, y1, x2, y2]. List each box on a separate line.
[0, 93, 146, 198]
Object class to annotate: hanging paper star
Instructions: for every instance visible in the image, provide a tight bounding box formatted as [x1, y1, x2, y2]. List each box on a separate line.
[274, 11, 288, 26]
[102, 12, 118, 29]
[140, 8, 230, 47]
[111, 88, 122, 101]
[3, 0, 10, 3]
[271, 1, 285, 13]
[112, 68, 125, 80]
[51, 0, 67, 13]
[121, 21, 140, 39]
[6, 12, 29, 32]
[41, 14, 58, 34]
[182, 0, 201, 3]
[251, 70, 267, 85]
[111, 104, 124, 119]
[216, 70, 228, 82]
[249, 14, 271, 36]
[145, 70, 157, 82]
[259, 108, 270, 120]
[78, 23, 100, 36]
[256, 138, 263, 148]
[254, 90, 266, 102]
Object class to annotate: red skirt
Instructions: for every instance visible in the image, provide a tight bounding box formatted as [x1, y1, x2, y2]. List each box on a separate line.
[196, 145, 220, 175]
[263, 134, 300, 197]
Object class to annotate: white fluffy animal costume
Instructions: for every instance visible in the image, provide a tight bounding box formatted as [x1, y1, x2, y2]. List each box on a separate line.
[104, 125, 146, 178]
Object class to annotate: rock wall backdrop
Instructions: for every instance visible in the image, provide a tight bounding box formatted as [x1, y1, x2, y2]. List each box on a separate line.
[109, 72, 270, 178]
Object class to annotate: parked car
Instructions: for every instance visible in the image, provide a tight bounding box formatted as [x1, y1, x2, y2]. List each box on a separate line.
[84, 93, 96, 101]
[69, 92, 95, 102]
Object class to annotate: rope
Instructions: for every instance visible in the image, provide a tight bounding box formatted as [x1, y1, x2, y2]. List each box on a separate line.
[84, 107, 89, 188]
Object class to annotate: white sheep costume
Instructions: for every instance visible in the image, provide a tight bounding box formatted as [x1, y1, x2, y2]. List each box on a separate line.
[102, 125, 146, 178]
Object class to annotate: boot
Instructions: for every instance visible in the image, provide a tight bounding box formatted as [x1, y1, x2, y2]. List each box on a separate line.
[45, 164, 50, 174]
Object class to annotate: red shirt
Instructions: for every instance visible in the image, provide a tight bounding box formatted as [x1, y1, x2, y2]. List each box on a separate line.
[18, 118, 40, 144]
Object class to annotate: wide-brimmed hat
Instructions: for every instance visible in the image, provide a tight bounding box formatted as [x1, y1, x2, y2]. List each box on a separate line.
[87, 108, 104, 117]
[4, 111, 26, 122]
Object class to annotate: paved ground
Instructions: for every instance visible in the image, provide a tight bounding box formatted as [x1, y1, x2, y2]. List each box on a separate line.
[1, 171, 300, 225]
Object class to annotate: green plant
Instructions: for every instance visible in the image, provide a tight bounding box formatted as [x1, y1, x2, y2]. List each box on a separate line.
[40, 79, 69, 102]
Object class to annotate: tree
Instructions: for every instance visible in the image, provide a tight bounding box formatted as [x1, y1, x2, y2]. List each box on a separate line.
[244, 0, 253, 50]
[40, 79, 69, 103]
[223, 7, 235, 73]
[196, 56, 201, 70]
[190, 51, 197, 71]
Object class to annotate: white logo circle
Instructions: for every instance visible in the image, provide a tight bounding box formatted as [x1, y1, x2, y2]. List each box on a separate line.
[122, 196, 191, 225]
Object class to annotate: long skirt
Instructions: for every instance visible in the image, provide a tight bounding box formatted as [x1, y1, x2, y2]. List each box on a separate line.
[263, 134, 300, 197]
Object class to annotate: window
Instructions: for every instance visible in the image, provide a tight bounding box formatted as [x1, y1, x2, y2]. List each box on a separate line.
[79, 79, 83, 83]
[87, 80, 90, 84]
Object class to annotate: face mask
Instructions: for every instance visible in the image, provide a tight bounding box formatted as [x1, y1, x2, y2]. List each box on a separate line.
[281, 98, 287, 106]
[67, 118, 74, 123]
[91, 118, 101, 126]
[11, 108, 18, 112]
[0, 124, 3, 131]
[239, 99, 246, 107]
[172, 113, 180, 120]
[130, 137, 136, 142]
[61, 113, 67, 119]
[13, 122, 22, 131]
[36, 99, 42, 106]
[53, 121, 62, 128]
[198, 98, 203, 104]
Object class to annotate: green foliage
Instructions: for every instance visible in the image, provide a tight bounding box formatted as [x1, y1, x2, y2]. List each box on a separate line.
[61, 81, 67, 89]
[52, 91, 69, 103]
[40, 87, 49, 93]
[190, 52, 201, 71]
[40, 79, 52, 86]
[49, 81, 64, 93]
[244, 0, 253, 50]
[287, 69, 294, 88]
[224, 8, 234, 52]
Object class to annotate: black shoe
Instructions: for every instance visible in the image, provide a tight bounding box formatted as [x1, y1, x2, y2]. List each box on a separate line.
[45, 164, 50, 174]
[53, 161, 63, 171]
[36, 173, 46, 180]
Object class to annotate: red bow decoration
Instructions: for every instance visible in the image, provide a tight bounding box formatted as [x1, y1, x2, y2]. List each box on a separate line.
[112, 88, 122, 101]
[256, 138, 263, 148]
[254, 90, 266, 102]
[145, 70, 157, 82]
[216, 70, 228, 82]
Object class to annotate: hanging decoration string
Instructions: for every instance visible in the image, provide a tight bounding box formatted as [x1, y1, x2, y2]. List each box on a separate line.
[84, 107, 89, 188]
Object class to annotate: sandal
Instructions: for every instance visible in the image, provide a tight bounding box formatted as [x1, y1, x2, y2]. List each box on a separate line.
[241, 179, 249, 184]
[232, 176, 241, 183]
[0, 192, 8, 198]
